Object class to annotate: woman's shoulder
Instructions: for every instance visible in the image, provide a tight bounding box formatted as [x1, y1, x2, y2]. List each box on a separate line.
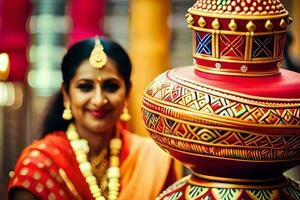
[7, 131, 73, 199]
[14, 131, 67, 159]
[10, 130, 69, 173]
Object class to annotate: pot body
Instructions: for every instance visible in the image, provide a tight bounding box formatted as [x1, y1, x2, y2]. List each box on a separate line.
[142, 67, 300, 199]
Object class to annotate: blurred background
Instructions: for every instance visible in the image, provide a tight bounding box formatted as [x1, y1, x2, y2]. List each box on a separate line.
[0, 0, 299, 198]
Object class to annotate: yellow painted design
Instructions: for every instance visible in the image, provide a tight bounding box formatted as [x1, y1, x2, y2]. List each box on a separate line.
[247, 189, 280, 199]
[212, 19, 220, 30]
[185, 185, 208, 199]
[280, 19, 286, 28]
[194, 64, 279, 77]
[240, 65, 248, 73]
[215, 63, 222, 69]
[211, 187, 242, 200]
[265, 20, 273, 31]
[228, 19, 237, 31]
[186, 13, 194, 26]
[188, 8, 288, 20]
[246, 21, 256, 32]
[198, 17, 206, 28]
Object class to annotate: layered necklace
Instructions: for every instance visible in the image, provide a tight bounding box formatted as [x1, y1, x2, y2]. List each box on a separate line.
[66, 123, 121, 200]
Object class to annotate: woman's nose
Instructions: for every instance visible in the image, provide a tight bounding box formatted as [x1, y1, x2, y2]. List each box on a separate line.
[91, 86, 107, 107]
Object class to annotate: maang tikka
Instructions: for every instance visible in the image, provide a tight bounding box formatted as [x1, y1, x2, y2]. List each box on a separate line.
[89, 36, 107, 69]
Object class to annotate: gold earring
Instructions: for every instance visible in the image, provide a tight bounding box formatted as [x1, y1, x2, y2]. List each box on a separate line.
[62, 102, 72, 120]
[120, 104, 131, 122]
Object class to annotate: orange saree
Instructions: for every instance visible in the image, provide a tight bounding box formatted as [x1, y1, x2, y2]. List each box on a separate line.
[8, 129, 176, 200]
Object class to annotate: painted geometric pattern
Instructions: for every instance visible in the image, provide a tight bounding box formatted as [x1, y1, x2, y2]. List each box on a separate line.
[158, 179, 300, 200]
[252, 35, 274, 58]
[145, 73, 300, 126]
[145, 114, 300, 160]
[195, 31, 212, 55]
[220, 34, 245, 59]
[162, 192, 183, 200]
[157, 177, 188, 200]
[283, 184, 300, 200]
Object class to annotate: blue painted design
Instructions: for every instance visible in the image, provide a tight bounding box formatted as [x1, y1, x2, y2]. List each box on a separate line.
[195, 32, 212, 55]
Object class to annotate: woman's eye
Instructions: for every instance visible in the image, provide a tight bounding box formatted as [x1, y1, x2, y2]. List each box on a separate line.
[77, 83, 94, 92]
[103, 82, 120, 92]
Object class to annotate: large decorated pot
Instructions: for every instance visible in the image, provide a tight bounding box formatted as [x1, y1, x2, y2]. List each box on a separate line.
[142, 0, 300, 199]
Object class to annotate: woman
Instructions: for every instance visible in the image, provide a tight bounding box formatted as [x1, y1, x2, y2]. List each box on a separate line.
[8, 37, 177, 200]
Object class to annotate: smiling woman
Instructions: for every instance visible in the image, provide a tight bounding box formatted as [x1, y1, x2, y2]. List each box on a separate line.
[7, 37, 177, 200]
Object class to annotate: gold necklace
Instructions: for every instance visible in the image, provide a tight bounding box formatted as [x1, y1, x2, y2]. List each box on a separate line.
[66, 123, 121, 200]
[91, 149, 108, 191]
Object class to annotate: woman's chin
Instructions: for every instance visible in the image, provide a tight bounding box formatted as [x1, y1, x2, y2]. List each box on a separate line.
[87, 120, 115, 133]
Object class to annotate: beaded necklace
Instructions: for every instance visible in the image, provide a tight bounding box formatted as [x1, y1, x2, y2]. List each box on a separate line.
[66, 123, 121, 200]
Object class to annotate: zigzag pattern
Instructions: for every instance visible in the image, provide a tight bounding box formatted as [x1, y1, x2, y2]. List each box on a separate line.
[144, 110, 300, 151]
[145, 76, 300, 126]
[159, 181, 300, 200]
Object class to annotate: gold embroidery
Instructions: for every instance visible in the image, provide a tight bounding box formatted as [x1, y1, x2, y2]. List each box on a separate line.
[33, 172, 41, 180]
[45, 158, 52, 167]
[13, 177, 18, 185]
[49, 168, 64, 183]
[36, 183, 44, 193]
[30, 150, 40, 157]
[46, 179, 54, 189]
[48, 192, 56, 200]
[38, 143, 47, 149]
[20, 168, 29, 176]
[22, 158, 31, 165]
[37, 162, 45, 169]
[91, 149, 108, 190]
[22, 180, 30, 188]
[59, 168, 82, 200]
[59, 189, 65, 197]
[56, 176, 63, 183]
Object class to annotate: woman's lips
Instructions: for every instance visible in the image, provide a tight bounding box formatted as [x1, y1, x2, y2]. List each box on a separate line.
[89, 109, 109, 118]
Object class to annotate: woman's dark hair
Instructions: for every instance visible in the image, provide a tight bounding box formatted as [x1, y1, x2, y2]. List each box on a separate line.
[40, 37, 132, 137]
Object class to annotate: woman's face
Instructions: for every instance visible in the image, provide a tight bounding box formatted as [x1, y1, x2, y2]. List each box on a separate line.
[63, 58, 127, 135]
